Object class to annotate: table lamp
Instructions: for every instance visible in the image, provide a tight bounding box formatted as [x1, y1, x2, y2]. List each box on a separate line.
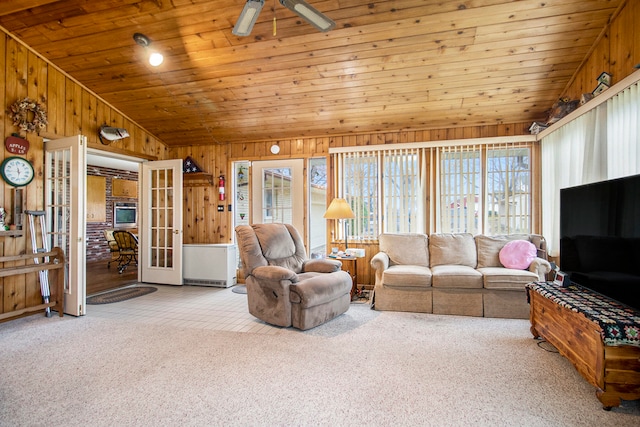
[323, 198, 355, 249]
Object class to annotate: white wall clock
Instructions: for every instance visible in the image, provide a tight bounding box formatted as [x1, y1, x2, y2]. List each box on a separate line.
[1, 156, 35, 187]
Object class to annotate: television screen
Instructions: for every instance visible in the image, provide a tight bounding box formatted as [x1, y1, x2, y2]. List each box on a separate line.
[560, 174, 640, 309]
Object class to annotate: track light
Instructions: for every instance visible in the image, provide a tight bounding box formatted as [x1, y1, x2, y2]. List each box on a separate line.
[232, 0, 265, 37]
[133, 33, 164, 66]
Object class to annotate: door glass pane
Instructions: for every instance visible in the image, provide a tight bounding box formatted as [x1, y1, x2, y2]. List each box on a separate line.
[45, 149, 72, 292]
[234, 161, 250, 226]
[149, 167, 174, 269]
[308, 157, 327, 257]
[262, 167, 292, 223]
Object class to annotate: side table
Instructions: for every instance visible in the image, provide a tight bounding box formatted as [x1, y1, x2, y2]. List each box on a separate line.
[330, 256, 357, 297]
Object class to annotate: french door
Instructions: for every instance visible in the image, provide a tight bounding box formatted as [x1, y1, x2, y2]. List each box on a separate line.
[139, 160, 183, 285]
[44, 135, 86, 316]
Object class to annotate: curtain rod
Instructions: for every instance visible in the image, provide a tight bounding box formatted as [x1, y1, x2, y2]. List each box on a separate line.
[329, 135, 536, 154]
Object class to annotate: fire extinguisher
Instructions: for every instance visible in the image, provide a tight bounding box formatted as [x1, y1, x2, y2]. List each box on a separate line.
[218, 175, 225, 201]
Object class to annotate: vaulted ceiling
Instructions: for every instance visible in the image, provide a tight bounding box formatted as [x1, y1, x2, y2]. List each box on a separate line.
[0, 0, 624, 146]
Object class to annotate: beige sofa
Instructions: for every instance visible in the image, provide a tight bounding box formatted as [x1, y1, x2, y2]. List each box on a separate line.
[370, 233, 551, 318]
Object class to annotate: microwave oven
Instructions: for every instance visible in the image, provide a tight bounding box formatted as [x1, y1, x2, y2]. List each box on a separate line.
[113, 202, 137, 228]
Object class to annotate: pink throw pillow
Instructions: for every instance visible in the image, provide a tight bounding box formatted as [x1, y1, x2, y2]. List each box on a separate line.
[499, 240, 537, 269]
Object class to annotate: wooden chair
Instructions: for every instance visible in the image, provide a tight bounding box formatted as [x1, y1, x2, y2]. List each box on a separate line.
[103, 229, 120, 268]
[112, 230, 139, 274]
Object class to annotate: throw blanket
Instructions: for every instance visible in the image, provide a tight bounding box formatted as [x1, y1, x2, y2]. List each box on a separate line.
[526, 282, 640, 348]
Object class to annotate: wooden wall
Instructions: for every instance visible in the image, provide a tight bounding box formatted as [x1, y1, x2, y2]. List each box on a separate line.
[563, 0, 640, 100]
[169, 0, 639, 289]
[170, 123, 533, 288]
[0, 32, 167, 319]
[1, 0, 636, 314]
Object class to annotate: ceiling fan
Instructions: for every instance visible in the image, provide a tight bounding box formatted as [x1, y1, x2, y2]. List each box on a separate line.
[232, 0, 335, 37]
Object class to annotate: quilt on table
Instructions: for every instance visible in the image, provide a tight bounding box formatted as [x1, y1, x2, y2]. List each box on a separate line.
[526, 281, 640, 348]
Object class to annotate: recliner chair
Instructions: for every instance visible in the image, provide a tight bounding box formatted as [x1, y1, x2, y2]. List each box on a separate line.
[235, 223, 352, 330]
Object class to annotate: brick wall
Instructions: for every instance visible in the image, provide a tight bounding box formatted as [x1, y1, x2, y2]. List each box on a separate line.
[86, 166, 138, 263]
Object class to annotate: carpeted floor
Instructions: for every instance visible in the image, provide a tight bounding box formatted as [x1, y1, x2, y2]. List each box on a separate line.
[1, 305, 639, 426]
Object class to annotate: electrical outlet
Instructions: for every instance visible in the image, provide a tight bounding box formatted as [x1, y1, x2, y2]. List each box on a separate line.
[217, 205, 224, 212]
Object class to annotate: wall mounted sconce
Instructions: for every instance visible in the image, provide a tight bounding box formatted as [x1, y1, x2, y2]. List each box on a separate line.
[133, 33, 164, 66]
[270, 144, 280, 154]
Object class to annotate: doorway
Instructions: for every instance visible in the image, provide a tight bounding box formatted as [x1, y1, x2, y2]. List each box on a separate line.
[86, 150, 143, 295]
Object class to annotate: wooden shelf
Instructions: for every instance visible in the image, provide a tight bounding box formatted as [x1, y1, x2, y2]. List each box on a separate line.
[0, 229, 24, 237]
[183, 172, 214, 187]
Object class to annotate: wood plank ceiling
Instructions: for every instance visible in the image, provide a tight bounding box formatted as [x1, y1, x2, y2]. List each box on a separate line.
[0, 0, 624, 146]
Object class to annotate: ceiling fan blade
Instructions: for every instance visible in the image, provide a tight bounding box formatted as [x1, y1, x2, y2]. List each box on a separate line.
[279, 0, 335, 32]
[232, 0, 265, 36]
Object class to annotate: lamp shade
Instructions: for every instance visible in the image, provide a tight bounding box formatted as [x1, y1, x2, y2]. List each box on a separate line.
[323, 198, 355, 219]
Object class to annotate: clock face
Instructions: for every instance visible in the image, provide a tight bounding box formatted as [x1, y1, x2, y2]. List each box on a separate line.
[1, 157, 34, 187]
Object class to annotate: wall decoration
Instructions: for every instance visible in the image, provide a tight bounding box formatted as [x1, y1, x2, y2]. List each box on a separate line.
[8, 97, 48, 134]
[1, 156, 35, 187]
[98, 125, 130, 145]
[597, 72, 612, 86]
[183, 156, 204, 173]
[546, 97, 579, 125]
[5, 134, 29, 154]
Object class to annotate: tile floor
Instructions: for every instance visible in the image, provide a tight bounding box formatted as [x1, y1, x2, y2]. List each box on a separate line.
[88, 284, 282, 335]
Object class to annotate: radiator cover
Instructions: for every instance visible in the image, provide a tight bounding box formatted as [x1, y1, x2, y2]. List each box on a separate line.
[182, 244, 237, 287]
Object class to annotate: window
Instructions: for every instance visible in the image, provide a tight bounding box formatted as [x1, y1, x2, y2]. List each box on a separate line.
[383, 149, 423, 234]
[341, 152, 379, 241]
[263, 188, 273, 219]
[439, 143, 531, 234]
[439, 146, 481, 234]
[485, 145, 531, 235]
[335, 148, 423, 241]
[332, 138, 534, 240]
[308, 157, 327, 257]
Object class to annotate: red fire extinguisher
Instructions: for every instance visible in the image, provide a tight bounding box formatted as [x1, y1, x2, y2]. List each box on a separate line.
[218, 175, 225, 201]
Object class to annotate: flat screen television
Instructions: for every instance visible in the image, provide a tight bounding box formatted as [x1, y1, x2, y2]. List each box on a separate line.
[113, 202, 137, 229]
[559, 174, 640, 309]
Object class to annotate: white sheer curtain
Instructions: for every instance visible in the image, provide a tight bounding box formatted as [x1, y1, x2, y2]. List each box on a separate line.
[541, 80, 640, 257]
[541, 105, 607, 256]
[607, 82, 640, 179]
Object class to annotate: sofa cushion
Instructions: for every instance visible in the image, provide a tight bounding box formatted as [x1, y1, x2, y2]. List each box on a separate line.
[499, 240, 537, 269]
[382, 265, 432, 288]
[476, 235, 530, 268]
[431, 265, 483, 288]
[429, 233, 477, 267]
[478, 267, 539, 290]
[379, 233, 429, 267]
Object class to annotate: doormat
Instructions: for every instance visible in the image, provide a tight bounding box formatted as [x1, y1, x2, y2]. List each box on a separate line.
[232, 285, 247, 294]
[87, 286, 157, 305]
